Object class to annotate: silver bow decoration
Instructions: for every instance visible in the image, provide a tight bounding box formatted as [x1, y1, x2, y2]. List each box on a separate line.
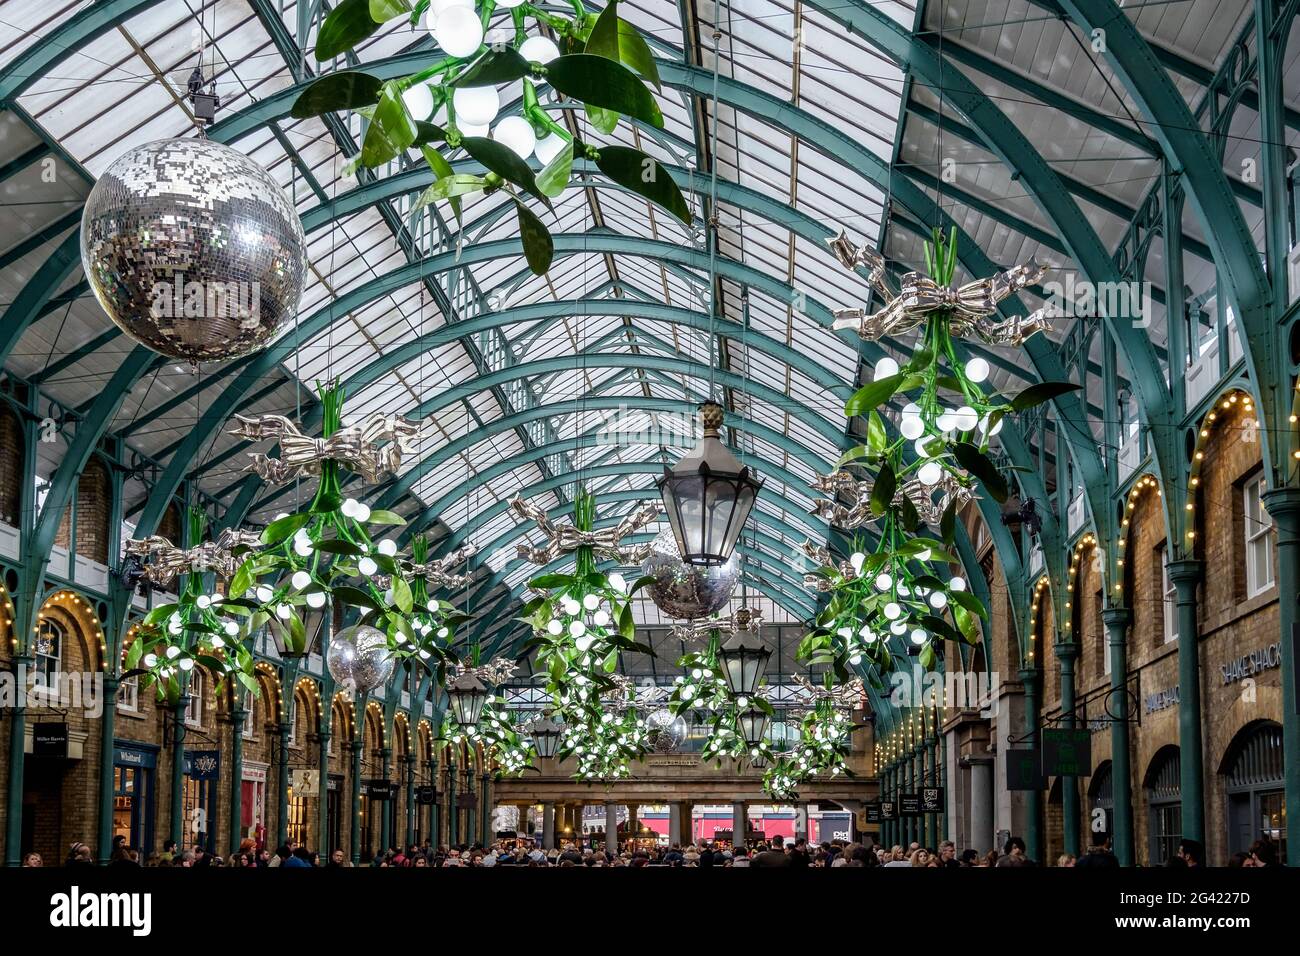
[809, 470, 977, 530]
[229, 412, 419, 484]
[827, 232, 1051, 346]
[450, 656, 518, 687]
[601, 675, 669, 711]
[799, 541, 860, 592]
[670, 607, 765, 645]
[791, 673, 865, 709]
[125, 528, 262, 585]
[509, 496, 662, 565]
[406, 543, 477, 590]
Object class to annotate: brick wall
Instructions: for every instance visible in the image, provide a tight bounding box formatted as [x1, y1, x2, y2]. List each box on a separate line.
[0, 402, 22, 527]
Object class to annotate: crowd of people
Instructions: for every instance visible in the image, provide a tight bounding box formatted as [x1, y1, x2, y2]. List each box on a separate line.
[18, 829, 1282, 868]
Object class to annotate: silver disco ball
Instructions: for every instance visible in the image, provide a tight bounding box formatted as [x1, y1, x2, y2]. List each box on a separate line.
[80, 138, 306, 363]
[646, 708, 687, 754]
[641, 527, 739, 619]
[326, 625, 394, 697]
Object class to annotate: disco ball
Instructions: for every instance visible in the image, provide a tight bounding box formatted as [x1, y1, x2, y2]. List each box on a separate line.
[326, 625, 394, 697]
[646, 708, 687, 754]
[641, 528, 739, 619]
[80, 138, 306, 363]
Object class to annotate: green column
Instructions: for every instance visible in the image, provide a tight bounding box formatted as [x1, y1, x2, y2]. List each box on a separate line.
[379, 746, 392, 852]
[940, 730, 950, 842]
[1102, 607, 1134, 866]
[1166, 559, 1205, 843]
[403, 756, 416, 847]
[884, 765, 893, 846]
[349, 739, 362, 864]
[4, 655, 32, 865]
[908, 747, 919, 845]
[275, 722, 291, 848]
[463, 768, 476, 845]
[1057, 644, 1081, 856]
[1019, 667, 1043, 864]
[316, 729, 331, 859]
[447, 764, 459, 846]
[169, 698, 188, 850]
[428, 758, 439, 847]
[228, 703, 246, 855]
[1261, 488, 1300, 865]
[96, 676, 119, 863]
[480, 771, 492, 844]
[923, 735, 936, 848]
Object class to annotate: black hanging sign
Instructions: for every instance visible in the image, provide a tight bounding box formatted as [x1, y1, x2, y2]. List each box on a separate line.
[1006, 748, 1046, 790]
[899, 793, 921, 817]
[919, 787, 944, 813]
[415, 786, 438, 805]
[865, 801, 882, 824]
[1041, 728, 1092, 777]
[879, 800, 898, 821]
[33, 723, 68, 758]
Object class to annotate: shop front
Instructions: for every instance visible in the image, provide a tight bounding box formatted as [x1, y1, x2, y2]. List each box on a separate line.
[112, 742, 159, 855]
[239, 761, 268, 850]
[182, 749, 219, 853]
[1224, 721, 1286, 859]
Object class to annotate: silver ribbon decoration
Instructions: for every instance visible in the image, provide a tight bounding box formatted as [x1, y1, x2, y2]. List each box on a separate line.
[809, 470, 977, 530]
[799, 541, 860, 592]
[125, 528, 262, 585]
[229, 412, 419, 484]
[449, 656, 518, 687]
[791, 674, 865, 709]
[600, 675, 668, 712]
[406, 543, 477, 590]
[509, 496, 662, 565]
[827, 231, 1051, 346]
[670, 607, 765, 645]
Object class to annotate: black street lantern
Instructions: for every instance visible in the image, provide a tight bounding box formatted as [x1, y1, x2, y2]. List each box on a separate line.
[737, 706, 771, 748]
[447, 673, 488, 730]
[748, 750, 769, 770]
[527, 713, 564, 759]
[657, 401, 763, 566]
[718, 627, 771, 698]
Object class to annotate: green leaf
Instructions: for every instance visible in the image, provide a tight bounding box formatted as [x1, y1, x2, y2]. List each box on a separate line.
[1009, 381, 1081, 412]
[236, 671, 261, 695]
[545, 54, 664, 129]
[369, 0, 411, 23]
[262, 513, 311, 547]
[429, 173, 489, 200]
[867, 410, 888, 455]
[513, 197, 554, 275]
[312, 539, 363, 556]
[952, 441, 1009, 502]
[918, 643, 936, 671]
[948, 588, 988, 620]
[844, 372, 906, 417]
[315, 0, 382, 62]
[334, 585, 381, 611]
[455, 47, 532, 87]
[870, 461, 896, 516]
[835, 444, 869, 469]
[528, 573, 575, 590]
[365, 509, 406, 526]
[536, 139, 574, 198]
[360, 117, 401, 167]
[617, 19, 661, 91]
[374, 80, 418, 150]
[618, 602, 635, 639]
[899, 494, 920, 532]
[585, 103, 620, 134]
[392, 576, 414, 614]
[952, 604, 979, 642]
[411, 121, 446, 147]
[460, 136, 548, 205]
[290, 71, 383, 118]
[940, 499, 957, 544]
[228, 562, 254, 600]
[594, 145, 690, 224]
[584, 0, 621, 58]
[417, 145, 461, 224]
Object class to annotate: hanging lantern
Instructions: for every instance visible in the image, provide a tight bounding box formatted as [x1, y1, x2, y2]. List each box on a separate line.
[526, 712, 564, 759]
[749, 750, 770, 770]
[718, 627, 770, 698]
[737, 706, 771, 748]
[657, 401, 763, 566]
[447, 672, 489, 730]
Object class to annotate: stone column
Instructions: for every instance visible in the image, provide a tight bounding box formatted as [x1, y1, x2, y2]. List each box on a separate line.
[1103, 607, 1135, 866]
[1261, 487, 1300, 866]
[1019, 667, 1043, 864]
[668, 803, 682, 847]
[541, 801, 555, 849]
[605, 803, 619, 854]
[732, 801, 747, 848]
[967, 755, 994, 856]
[1167, 558, 1205, 844]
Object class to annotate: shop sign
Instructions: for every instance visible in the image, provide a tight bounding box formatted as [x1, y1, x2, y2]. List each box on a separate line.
[1006, 748, 1045, 790]
[864, 801, 882, 823]
[288, 768, 318, 795]
[186, 750, 220, 780]
[879, 800, 898, 821]
[1143, 685, 1179, 714]
[1041, 729, 1091, 777]
[415, 786, 438, 805]
[33, 723, 68, 758]
[1220, 643, 1281, 685]
[919, 787, 944, 813]
[899, 793, 921, 816]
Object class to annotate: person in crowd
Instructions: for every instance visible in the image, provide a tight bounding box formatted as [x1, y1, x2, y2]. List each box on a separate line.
[284, 846, 313, 868]
[1247, 839, 1276, 867]
[750, 834, 793, 867]
[1228, 852, 1250, 867]
[995, 836, 1032, 867]
[65, 842, 95, 868]
[909, 848, 931, 867]
[1177, 838, 1205, 868]
[789, 838, 810, 868]
[22, 852, 42, 867]
[698, 841, 717, 867]
[326, 848, 348, 868]
[160, 839, 177, 864]
[1074, 831, 1118, 868]
[883, 845, 910, 867]
[959, 849, 980, 866]
[1057, 853, 1076, 867]
[732, 846, 751, 867]
[938, 841, 962, 868]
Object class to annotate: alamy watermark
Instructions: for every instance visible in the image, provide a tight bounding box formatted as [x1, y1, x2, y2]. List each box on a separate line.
[888, 664, 1000, 717]
[593, 403, 701, 448]
[150, 276, 260, 321]
[1040, 274, 1154, 328]
[0, 666, 104, 718]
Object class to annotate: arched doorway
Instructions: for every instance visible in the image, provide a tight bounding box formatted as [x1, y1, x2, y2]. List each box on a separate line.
[1222, 721, 1285, 859]
[1144, 746, 1181, 865]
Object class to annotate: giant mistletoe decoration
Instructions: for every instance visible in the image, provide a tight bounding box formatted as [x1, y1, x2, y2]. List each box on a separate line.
[293, 0, 691, 274]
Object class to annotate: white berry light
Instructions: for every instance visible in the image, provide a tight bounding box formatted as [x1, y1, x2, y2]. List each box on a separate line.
[519, 35, 561, 63]
[452, 85, 499, 125]
[493, 115, 536, 158]
[965, 356, 990, 383]
[873, 356, 899, 380]
[435, 4, 483, 57]
[900, 414, 924, 440]
[918, 460, 943, 486]
[402, 83, 435, 121]
[534, 133, 567, 165]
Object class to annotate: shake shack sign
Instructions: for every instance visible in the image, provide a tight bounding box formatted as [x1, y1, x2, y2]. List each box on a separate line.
[1220, 643, 1281, 685]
